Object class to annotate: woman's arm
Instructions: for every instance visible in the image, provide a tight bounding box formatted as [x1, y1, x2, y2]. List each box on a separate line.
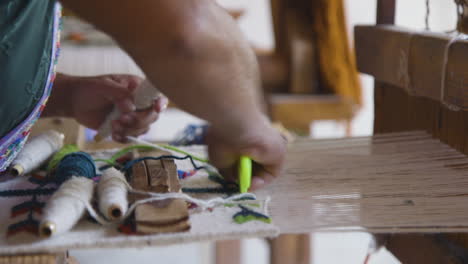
[59, 0, 286, 189]
[43, 73, 166, 142]
[60, 0, 266, 138]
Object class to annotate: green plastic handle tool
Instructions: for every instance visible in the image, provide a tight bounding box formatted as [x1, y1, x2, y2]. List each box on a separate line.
[239, 155, 252, 193]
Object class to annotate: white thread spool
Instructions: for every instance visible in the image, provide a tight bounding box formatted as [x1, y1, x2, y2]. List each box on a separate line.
[11, 130, 64, 176]
[39, 176, 94, 238]
[94, 79, 161, 141]
[97, 167, 128, 221]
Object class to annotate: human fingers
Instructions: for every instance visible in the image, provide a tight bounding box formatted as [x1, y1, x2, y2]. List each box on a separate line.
[111, 120, 151, 142]
[153, 97, 169, 113]
[120, 107, 160, 130]
[105, 75, 142, 113]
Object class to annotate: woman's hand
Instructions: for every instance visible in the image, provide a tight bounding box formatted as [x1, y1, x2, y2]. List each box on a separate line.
[45, 73, 167, 142]
[207, 119, 287, 191]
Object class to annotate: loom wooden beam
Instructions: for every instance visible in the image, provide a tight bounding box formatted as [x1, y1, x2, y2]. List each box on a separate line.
[269, 94, 354, 132]
[30, 118, 85, 148]
[355, 25, 468, 109]
[130, 151, 190, 234]
[383, 234, 465, 264]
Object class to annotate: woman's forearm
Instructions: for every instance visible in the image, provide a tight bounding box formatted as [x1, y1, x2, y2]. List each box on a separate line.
[61, 0, 269, 139]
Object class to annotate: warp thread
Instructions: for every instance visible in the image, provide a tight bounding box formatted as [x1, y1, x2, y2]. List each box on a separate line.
[40, 176, 94, 237]
[97, 167, 128, 221]
[10, 130, 64, 176]
[125, 136, 209, 163]
[94, 145, 155, 167]
[397, 33, 415, 95]
[54, 152, 96, 184]
[398, 31, 468, 111]
[47, 144, 79, 173]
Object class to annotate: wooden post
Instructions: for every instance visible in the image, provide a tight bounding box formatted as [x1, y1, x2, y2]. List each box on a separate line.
[376, 0, 396, 24]
[269, 234, 310, 264]
[215, 240, 241, 264]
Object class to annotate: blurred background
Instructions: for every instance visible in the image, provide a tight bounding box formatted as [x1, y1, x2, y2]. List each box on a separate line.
[57, 0, 458, 263]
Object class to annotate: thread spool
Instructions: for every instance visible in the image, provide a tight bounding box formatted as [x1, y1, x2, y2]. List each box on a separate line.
[47, 144, 79, 173]
[39, 176, 94, 238]
[94, 79, 161, 141]
[10, 130, 64, 176]
[97, 167, 128, 221]
[54, 152, 96, 184]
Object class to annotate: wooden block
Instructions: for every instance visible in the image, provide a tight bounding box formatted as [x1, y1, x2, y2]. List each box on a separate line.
[136, 219, 190, 234]
[135, 199, 189, 225]
[131, 150, 190, 234]
[146, 158, 168, 193]
[130, 161, 149, 191]
[162, 159, 181, 193]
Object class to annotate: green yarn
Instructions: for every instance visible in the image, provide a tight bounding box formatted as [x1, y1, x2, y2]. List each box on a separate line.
[110, 145, 155, 162]
[94, 145, 156, 166]
[47, 144, 79, 172]
[94, 144, 208, 166]
[233, 214, 272, 224]
[224, 202, 260, 208]
[160, 144, 208, 163]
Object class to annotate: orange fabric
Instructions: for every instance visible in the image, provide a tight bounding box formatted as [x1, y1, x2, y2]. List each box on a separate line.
[310, 0, 362, 106]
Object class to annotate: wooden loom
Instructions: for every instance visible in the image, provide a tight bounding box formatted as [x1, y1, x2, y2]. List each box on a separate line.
[353, 0, 468, 262]
[266, 0, 361, 134]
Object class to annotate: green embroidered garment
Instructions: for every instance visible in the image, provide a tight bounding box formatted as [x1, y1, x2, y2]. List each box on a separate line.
[0, 0, 56, 138]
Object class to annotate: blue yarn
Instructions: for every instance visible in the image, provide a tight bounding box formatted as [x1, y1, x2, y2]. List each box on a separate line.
[55, 152, 96, 184]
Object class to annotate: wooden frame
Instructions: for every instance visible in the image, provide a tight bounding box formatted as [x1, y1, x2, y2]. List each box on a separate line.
[358, 1, 468, 262]
[267, 0, 359, 135]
